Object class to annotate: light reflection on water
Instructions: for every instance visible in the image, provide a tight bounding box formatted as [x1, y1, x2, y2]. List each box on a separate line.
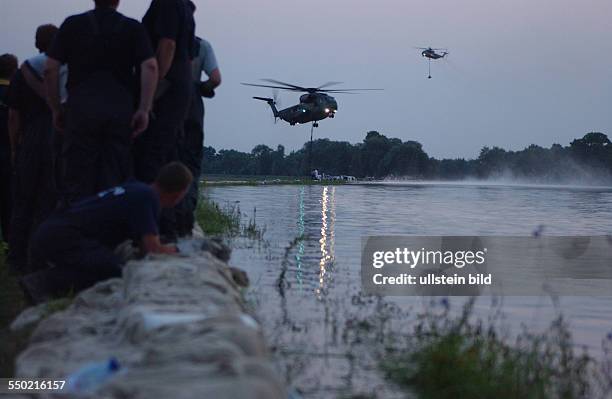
[205, 182, 612, 398]
[316, 186, 336, 298]
[296, 187, 305, 287]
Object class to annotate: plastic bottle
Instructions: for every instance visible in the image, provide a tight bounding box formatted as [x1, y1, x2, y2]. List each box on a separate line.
[66, 358, 121, 393]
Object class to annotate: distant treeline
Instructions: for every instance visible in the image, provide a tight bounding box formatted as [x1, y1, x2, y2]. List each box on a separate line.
[202, 131, 612, 183]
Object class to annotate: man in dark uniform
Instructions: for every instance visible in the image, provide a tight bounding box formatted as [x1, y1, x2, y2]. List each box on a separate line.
[45, 0, 158, 203]
[175, 33, 221, 237]
[134, 0, 196, 240]
[21, 162, 193, 304]
[5, 26, 60, 274]
[21, 25, 70, 197]
[0, 54, 18, 243]
[6, 26, 62, 273]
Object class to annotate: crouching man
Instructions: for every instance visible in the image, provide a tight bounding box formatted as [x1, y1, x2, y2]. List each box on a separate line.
[20, 162, 193, 303]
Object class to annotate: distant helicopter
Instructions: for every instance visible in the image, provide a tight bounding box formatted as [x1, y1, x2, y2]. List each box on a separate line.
[416, 47, 449, 79]
[241, 79, 382, 128]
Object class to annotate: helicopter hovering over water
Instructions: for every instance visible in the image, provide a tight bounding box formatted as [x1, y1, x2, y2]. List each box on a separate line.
[242, 79, 382, 128]
[416, 47, 449, 79]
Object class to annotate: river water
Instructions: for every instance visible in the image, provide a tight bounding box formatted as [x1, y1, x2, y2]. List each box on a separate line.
[205, 182, 612, 398]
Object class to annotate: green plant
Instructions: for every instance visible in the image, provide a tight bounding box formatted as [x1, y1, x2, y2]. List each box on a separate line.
[195, 198, 241, 236]
[381, 299, 602, 399]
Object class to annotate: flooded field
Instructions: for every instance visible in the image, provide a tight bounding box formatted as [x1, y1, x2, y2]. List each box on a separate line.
[205, 182, 612, 398]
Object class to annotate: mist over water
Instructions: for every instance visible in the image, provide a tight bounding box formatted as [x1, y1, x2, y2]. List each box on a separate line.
[380, 178, 612, 191]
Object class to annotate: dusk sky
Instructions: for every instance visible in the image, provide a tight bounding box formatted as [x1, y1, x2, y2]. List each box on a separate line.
[2, 0, 611, 159]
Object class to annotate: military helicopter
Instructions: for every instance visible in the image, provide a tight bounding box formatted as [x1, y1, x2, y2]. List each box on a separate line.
[242, 79, 382, 174]
[416, 47, 449, 79]
[242, 79, 382, 128]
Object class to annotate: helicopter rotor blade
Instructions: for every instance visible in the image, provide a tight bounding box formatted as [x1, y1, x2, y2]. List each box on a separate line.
[241, 82, 303, 92]
[321, 88, 384, 93]
[322, 91, 359, 95]
[243, 80, 383, 94]
[317, 81, 344, 89]
[262, 79, 343, 93]
[415, 47, 448, 51]
[261, 79, 310, 91]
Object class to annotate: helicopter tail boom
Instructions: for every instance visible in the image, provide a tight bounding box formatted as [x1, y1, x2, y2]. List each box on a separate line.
[253, 96, 279, 118]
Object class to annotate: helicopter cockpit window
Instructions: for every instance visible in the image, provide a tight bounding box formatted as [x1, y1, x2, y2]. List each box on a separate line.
[301, 94, 314, 103]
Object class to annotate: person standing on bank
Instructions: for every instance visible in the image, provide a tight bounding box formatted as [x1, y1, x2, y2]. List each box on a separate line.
[134, 0, 196, 241]
[6, 25, 64, 274]
[22, 26, 70, 197]
[0, 54, 18, 243]
[175, 21, 222, 236]
[45, 0, 158, 203]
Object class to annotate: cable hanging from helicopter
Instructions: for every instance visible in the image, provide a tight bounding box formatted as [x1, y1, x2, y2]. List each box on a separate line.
[415, 47, 449, 79]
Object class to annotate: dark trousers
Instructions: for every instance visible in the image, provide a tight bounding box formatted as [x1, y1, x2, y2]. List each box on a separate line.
[176, 90, 204, 236]
[26, 218, 122, 298]
[61, 79, 134, 203]
[0, 150, 11, 242]
[8, 114, 56, 272]
[133, 80, 191, 239]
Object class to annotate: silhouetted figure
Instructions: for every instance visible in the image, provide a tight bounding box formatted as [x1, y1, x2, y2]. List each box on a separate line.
[176, 9, 221, 236]
[5, 25, 62, 274]
[45, 0, 158, 203]
[0, 54, 18, 243]
[134, 0, 196, 241]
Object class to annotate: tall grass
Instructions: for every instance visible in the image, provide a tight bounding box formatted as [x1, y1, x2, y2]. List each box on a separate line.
[380, 299, 609, 399]
[195, 196, 268, 242]
[195, 199, 241, 236]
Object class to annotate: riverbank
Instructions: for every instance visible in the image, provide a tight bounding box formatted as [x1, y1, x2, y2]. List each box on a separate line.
[202, 174, 348, 186]
[9, 239, 285, 398]
[0, 197, 263, 381]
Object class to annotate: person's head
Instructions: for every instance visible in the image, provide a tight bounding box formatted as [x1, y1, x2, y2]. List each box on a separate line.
[35, 24, 59, 54]
[94, 0, 120, 9]
[153, 162, 193, 208]
[0, 54, 18, 80]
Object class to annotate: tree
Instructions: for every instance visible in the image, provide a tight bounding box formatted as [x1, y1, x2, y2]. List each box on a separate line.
[198, 131, 612, 183]
[202, 146, 217, 173]
[251, 144, 274, 175]
[362, 131, 394, 177]
[477, 146, 508, 178]
[270, 145, 286, 175]
[378, 141, 429, 177]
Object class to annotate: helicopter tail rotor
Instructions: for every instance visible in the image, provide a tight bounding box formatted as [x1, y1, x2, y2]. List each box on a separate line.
[253, 96, 280, 121]
[253, 96, 274, 103]
[272, 89, 282, 108]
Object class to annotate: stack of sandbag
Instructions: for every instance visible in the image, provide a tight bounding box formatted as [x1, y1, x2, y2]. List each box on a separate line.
[10, 240, 286, 399]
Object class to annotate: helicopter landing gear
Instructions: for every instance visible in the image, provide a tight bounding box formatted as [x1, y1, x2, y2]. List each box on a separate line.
[313, 122, 319, 128]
